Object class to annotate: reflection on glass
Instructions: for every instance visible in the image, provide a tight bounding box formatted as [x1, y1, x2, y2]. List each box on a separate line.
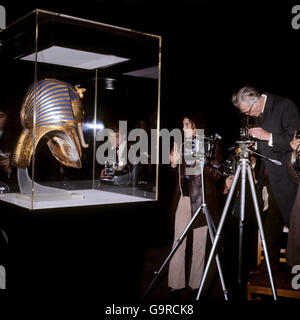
[0, 9, 161, 210]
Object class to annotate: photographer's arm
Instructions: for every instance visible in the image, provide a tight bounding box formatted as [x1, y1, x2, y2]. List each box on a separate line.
[248, 127, 271, 142]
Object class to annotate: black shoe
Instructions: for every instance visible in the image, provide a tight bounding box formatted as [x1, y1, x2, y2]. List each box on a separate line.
[188, 288, 198, 298]
[170, 289, 184, 302]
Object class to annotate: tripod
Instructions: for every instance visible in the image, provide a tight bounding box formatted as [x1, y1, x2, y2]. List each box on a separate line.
[196, 142, 278, 300]
[142, 154, 229, 301]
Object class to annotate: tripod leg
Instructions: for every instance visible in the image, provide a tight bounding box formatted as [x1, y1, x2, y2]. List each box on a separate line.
[246, 165, 277, 300]
[203, 205, 229, 300]
[141, 201, 204, 301]
[238, 160, 247, 289]
[196, 165, 242, 300]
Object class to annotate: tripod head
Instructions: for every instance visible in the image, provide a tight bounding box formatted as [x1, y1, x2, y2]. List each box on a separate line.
[232, 140, 282, 166]
[234, 140, 254, 160]
[219, 143, 247, 177]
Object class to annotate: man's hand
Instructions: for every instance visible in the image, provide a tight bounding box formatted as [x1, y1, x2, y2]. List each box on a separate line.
[223, 175, 234, 195]
[290, 138, 300, 152]
[248, 127, 271, 141]
[170, 142, 180, 168]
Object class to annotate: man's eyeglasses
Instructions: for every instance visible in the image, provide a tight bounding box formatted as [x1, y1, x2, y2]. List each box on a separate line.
[239, 102, 255, 115]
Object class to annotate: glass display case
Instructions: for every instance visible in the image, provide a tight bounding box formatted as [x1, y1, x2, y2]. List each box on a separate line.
[0, 9, 161, 210]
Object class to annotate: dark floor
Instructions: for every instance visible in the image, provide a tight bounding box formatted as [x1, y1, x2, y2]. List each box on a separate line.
[139, 244, 174, 302]
[139, 244, 300, 302]
[6, 197, 300, 302]
[139, 244, 209, 302]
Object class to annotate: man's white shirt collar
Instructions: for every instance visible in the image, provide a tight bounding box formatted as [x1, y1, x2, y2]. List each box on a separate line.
[261, 94, 267, 114]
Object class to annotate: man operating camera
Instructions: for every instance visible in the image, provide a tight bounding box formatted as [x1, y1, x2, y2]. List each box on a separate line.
[232, 85, 300, 273]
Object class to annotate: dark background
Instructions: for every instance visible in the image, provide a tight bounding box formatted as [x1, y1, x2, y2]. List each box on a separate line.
[3, 0, 300, 141]
[2, 0, 300, 302]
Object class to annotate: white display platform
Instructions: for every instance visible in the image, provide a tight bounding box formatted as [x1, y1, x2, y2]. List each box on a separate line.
[0, 189, 153, 210]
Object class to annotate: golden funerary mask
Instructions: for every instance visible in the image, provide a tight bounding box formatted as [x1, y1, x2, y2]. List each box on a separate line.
[13, 79, 89, 169]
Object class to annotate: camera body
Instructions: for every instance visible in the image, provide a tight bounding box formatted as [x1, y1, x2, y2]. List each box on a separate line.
[103, 161, 116, 177]
[239, 114, 256, 142]
[295, 130, 300, 140]
[239, 127, 252, 141]
[222, 154, 239, 176]
[184, 135, 216, 161]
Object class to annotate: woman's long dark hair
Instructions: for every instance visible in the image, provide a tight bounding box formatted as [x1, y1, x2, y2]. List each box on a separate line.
[179, 111, 209, 134]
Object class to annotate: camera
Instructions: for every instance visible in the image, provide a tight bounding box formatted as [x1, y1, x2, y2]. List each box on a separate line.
[239, 124, 257, 142]
[103, 161, 115, 177]
[295, 130, 300, 139]
[239, 114, 256, 142]
[0, 182, 10, 194]
[239, 127, 251, 141]
[184, 135, 217, 161]
[221, 154, 238, 176]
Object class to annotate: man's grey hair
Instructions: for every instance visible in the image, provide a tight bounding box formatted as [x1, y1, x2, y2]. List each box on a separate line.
[232, 85, 261, 107]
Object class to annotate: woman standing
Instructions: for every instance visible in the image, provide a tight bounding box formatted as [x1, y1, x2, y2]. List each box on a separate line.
[168, 113, 222, 296]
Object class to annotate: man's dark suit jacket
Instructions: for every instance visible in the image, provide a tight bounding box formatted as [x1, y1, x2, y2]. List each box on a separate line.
[255, 93, 300, 225]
